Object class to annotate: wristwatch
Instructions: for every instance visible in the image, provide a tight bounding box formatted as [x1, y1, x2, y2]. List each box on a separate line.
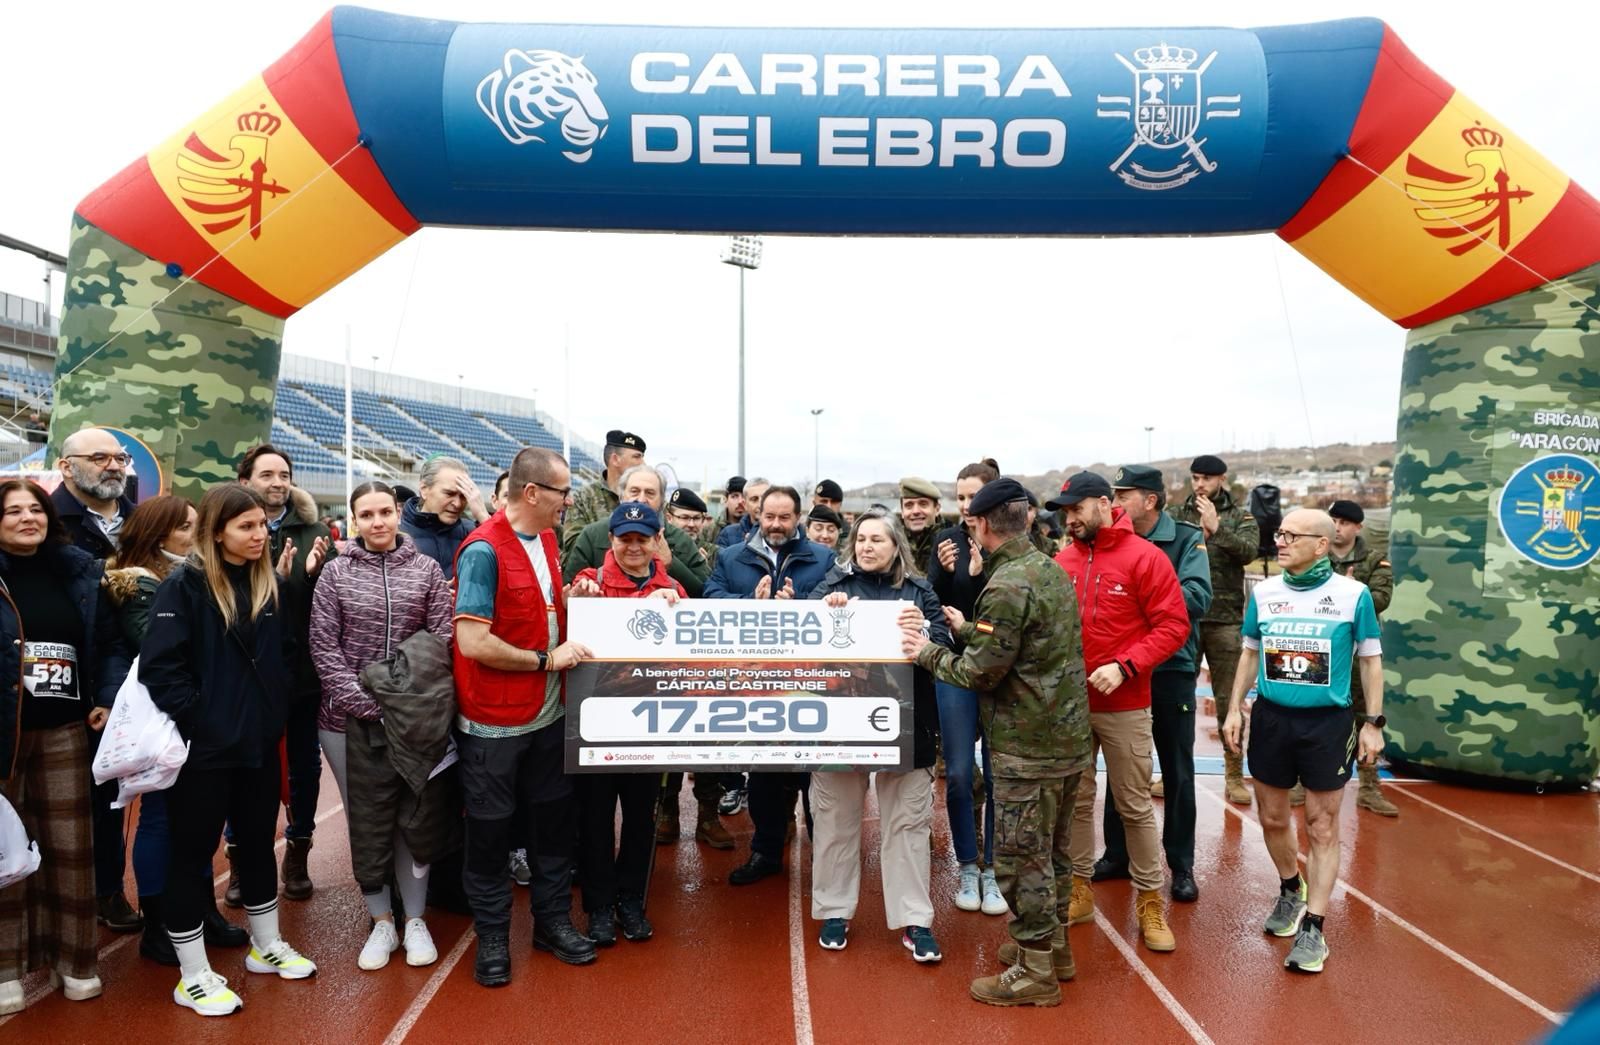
[535, 649, 550, 672]
[1361, 713, 1387, 729]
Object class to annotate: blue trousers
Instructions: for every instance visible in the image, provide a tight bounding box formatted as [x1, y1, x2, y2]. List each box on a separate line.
[935, 682, 994, 866]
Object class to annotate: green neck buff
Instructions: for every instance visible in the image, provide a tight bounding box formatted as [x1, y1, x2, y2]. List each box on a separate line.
[1283, 556, 1333, 590]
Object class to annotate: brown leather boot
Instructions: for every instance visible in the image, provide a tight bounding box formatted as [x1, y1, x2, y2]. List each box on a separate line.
[1356, 763, 1399, 817]
[1066, 875, 1095, 926]
[1224, 751, 1253, 805]
[970, 945, 1060, 1007]
[281, 837, 313, 900]
[655, 803, 680, 845]
[1137, 889, 1176, 952]
[695, 799, 735, 850]
[997, 926, 1074, 981]
[224, 843, 243, 908]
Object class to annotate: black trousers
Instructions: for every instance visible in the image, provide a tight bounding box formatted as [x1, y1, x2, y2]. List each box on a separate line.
[87, 726, 126, 898]
[1102, 672, 1197, 874]
[457, 723, 576, 937]
[663, 772, 722, 805]
[163, 752, 281, 932]
[747, 771, 809, 862]
[576, 773, 659, 911]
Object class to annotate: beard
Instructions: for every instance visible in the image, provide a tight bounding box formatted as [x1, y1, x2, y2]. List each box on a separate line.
[69, 460, 127, 501]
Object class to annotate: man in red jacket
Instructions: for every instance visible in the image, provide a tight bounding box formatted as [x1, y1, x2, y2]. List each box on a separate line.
[1049, 472, 1189, 954]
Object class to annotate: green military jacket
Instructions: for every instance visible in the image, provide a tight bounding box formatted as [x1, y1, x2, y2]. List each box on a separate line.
[560, 517, 711, 596]
[1169, 487, 1259, 625]
[899, 511, 959, 577]
[1331, 534, 1392, 614]
[701, 508, 739, 552]
[916, 536, 1091, 776]
[561, 479, 619, 556]
[1142, 513, 1212, 676]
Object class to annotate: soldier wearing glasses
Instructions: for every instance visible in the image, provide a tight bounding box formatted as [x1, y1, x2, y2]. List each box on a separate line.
[52, 428, 137, 560]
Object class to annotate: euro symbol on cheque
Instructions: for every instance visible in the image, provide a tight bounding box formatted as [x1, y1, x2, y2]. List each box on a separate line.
[867, 705, 892, 733]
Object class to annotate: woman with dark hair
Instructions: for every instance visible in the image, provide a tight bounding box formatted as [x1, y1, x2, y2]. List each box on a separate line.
[310, 480, 453, 971]
[141, 485, 320, 1016]
[807, 508, 950, 962]
[0, 479, 131, 1015]
[928, 459, 1004, 916]
[102, 494, 233, 968]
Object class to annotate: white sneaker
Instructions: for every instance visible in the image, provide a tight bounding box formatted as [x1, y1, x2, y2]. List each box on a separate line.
[0, 979, 23, 1015]
[173, 970, 242, 1017]
[980, 868, 1009, 916]
[359, 919, 400, 971]
[402, 918, 438, 967]
[954, 864, 981, 912]
[246, 937, 317, 980]
[50, 971, 102, 1001]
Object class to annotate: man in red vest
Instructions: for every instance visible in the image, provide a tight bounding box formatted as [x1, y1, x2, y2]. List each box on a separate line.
[452, 447, 595, 987]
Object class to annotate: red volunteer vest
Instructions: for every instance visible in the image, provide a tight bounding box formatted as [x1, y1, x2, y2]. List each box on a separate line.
[452, 512, 567, 727]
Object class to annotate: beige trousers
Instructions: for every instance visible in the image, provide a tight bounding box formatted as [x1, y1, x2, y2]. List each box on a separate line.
[1070, 708, 1164, 892]
[810, 769, 935, 929]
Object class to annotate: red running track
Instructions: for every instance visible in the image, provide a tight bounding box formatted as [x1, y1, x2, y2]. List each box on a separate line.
[2, 765, 1595, 1044]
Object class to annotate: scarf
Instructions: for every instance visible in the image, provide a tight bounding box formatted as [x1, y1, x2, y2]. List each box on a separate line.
[1283, 555, 1333, 590]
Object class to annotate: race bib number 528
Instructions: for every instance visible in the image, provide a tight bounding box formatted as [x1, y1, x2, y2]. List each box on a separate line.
[23, 641, 79, 702]
[1262, 636, 1330, 686]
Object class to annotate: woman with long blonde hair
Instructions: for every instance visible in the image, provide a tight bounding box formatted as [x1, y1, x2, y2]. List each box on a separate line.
[140, 485, 320, 1016]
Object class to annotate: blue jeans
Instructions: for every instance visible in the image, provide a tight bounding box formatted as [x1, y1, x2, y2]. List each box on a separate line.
[131, 789, 169, 897]
[935, 682, 994, 866]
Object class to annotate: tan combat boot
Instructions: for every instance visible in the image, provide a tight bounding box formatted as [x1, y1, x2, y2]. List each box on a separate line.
[1224, 751, 1253, 805]
[970, 945, 1060, 1007]
[1150, 775, 1165, 799]
[1289, 782, 1306, 807]
[1137, 889, 1176, 952]
[1067, 875, 1095, 926]
[997, 926, 1075, 981]
[1356, 764, 1399, 817]
[695, 799, 735, 849]
[655, 803, 680, 845]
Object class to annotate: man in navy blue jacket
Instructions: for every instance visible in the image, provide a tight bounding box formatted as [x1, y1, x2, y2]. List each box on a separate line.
[703, 485, 834, 885]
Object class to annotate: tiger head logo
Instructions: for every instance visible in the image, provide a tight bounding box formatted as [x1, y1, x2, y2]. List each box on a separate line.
[627, 608, 669, 645]
[477, 49, 609, 163]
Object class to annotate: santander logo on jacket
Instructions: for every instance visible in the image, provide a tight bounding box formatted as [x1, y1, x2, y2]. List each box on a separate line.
[1053, 507, 1191, 713]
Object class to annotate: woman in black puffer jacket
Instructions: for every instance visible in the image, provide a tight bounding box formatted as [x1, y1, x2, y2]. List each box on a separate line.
[806, 508, 951, 963]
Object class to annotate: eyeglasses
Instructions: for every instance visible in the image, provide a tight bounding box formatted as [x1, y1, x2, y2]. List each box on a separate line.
[527, 480, 572, 499]
[65, 452, 132, 467]
[1273, 530, 1318, 545]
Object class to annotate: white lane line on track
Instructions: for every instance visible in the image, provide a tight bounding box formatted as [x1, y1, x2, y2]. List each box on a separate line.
[381, 926, 476, 1045]
[788, 819, 815, 1045]
[1385, 784, 1600, 884]
[1199, 788, 1563, 1025]
[1093, 911, 1215, 1045]
[0, 802, 346, 1027]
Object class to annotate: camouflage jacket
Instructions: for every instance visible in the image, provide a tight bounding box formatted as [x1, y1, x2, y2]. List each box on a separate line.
[701, 508, 738, 552]
[899, 512, 957, 578]
[1169, 487, 1258, 624]
[1331, 535, 1392, 615]
[916, 536, 1091, 776]
[560, 479, 618, 557]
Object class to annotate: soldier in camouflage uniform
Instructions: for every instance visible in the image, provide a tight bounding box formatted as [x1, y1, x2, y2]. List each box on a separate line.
[1169, 455, 1260, 804]
[905, 478, 1091, 1008]
[897, 477, 945, 577]
[559, 430, 644, 556]
[700, 476, 746, 550]
[1329, 500, 1397, 816]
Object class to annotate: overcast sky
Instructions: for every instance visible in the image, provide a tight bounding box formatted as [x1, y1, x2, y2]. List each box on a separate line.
[3, 2, 1596, 490]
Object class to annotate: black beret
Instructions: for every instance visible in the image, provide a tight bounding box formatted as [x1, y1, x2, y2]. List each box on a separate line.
[668, 487, 708, 514]
[814, 479, 843, 501]
[725, 475, 746, 494]
[1045, 471, 1113, 510]
[1190, 454, 1227, 476]
[605, 430, 646, 452]
[806, 504, 843, 528]
[1328, 500, 1364, 524]
[969, 477, 1031, 516]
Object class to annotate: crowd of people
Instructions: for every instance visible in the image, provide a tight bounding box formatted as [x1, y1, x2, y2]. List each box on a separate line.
[0, 423, 1396, 1017]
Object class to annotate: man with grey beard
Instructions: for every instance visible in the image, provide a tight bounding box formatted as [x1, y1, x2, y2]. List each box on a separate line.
[52, 427, 136, 560]
[51, 426, 143, 934]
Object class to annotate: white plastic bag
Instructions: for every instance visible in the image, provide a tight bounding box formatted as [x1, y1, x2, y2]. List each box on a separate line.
[0, 791, 41, 889]
[91, 657, 188, 806]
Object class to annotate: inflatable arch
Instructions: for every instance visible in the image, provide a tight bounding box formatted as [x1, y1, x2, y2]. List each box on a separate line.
[54, 10, 1599, 783]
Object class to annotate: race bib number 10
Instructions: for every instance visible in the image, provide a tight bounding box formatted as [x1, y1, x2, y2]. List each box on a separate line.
[23, 641, 80, 702]
[1262, 636, 1330, 686]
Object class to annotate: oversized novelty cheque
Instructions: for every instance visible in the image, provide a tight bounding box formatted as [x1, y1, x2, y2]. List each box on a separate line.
[563, 598, 913, 772]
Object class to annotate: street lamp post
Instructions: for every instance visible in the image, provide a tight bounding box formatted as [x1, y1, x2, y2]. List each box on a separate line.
[1144, 425, 1154, 461]
[721, 235, 763, 476]
[810, 408, 824, 483]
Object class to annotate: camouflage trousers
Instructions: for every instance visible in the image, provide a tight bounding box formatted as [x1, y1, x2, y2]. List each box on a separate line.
[1201, 620, 1245, 722]
[991, 765, 1085, 946]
